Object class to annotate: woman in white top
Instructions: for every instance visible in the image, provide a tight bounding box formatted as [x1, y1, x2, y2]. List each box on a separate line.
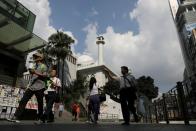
[88, 77, 100, 124]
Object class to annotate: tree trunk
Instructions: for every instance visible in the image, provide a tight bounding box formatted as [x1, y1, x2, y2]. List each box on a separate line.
[62, 58, 65, 97]
[57, 58, 60, 78]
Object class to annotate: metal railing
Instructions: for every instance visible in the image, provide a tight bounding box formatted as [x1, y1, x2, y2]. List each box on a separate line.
[99, 113, 119, 122]
[149, 79, 196, 125]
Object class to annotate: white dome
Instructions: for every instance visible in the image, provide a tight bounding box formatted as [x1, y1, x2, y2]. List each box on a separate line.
[77, 55, 95, 64]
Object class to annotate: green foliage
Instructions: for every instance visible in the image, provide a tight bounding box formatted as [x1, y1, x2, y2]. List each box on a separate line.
[137, 76, 159, 100]
[48, 31, 74, 58]
[63, 74, 88, 111]
[40, 31, 75, 66]
[103, 80, 120, 96]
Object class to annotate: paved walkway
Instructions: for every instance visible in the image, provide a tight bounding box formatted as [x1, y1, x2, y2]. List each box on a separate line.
[0, 121, 196, 131]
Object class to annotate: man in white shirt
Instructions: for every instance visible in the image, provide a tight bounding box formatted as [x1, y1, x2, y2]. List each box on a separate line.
[104, 66, 139, 125]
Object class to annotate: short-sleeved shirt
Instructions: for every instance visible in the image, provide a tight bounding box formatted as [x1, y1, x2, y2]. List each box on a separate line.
[90, 84, 99, 96]
[59, 104, 64, 111]
[28, 63, 47, 91]
[116, 74, 137, 89]
[44, 77, 61, 94]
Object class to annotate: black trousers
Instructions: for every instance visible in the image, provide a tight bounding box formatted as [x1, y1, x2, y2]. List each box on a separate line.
[44, 91, 56, 121]
[120, 88, 137, 123]
[15, 88, 45, 120]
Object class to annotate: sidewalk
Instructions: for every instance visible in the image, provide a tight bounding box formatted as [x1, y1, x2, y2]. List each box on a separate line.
[0, 121, 196, 131]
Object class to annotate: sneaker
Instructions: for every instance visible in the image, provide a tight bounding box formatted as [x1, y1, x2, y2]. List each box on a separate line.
[121, 122, 130, 125]
[34, 120, 45, 125]
[7, 116, 20, 123]
[86, 120, 93, 124]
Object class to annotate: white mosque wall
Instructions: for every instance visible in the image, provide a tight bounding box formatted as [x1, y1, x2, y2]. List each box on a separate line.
[100, 94, 123, 120]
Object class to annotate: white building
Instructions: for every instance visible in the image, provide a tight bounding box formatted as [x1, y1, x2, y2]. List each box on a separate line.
[77, 36, 123, 120]
[59, 54, 77, 86]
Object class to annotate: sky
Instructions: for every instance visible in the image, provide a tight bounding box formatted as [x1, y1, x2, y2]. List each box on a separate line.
[18, 0, 185, 93]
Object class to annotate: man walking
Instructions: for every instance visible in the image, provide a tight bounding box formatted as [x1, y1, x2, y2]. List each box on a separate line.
[104, 66, 139, 125]
[8, 52, 47, 123]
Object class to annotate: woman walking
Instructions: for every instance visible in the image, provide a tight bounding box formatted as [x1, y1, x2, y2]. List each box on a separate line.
[88, 77, 100, 124]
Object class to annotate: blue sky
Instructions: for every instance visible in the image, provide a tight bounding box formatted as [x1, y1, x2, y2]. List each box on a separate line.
[49, 0, 138, 53]
[19, 0, 185, 93]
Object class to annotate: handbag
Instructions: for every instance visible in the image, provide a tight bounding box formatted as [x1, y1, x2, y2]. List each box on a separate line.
[99, 93, 106, 102]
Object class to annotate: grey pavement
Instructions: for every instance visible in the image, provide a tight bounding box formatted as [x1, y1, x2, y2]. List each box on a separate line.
[0, 120, 196, 131]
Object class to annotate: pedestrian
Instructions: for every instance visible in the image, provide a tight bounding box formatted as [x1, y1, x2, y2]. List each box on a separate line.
[58, 102, 64, 117]
[104, 66, 139, 125]
[88, 77, 100, 124]
[76, 103, 80, 121]
[44, 69, 61, 123]
[71, 102, 78, 121]
[86, 96, 93, 123]
[8, 52, 47, 123]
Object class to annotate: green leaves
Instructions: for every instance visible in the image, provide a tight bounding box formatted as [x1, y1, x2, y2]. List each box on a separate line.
[45, 31, 75, 60]
[63, 74, 88, 110]
[137, 76, 159, 100]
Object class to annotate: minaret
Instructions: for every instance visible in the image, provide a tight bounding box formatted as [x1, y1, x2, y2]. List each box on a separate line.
[96, 36, 105, 65]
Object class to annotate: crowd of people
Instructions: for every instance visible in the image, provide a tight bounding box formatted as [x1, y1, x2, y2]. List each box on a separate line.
[7, 52, 144, 125]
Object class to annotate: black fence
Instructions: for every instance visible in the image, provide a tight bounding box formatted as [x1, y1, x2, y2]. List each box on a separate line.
[149, 80, 196, 125]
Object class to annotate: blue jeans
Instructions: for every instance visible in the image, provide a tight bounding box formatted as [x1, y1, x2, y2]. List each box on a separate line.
[89, 94, 100, 122]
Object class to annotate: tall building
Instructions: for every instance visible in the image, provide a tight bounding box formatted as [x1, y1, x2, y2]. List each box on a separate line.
[169, 0, 196, 78]
[169, 1, 196, 113]
[0, 0, 47, 86]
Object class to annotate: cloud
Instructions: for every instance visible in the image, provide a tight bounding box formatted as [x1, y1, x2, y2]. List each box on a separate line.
[18, 0, 56, 41]
[82, 0, 184, 92]
[91, 8, 99, 16]
[18, 0, 77, 44]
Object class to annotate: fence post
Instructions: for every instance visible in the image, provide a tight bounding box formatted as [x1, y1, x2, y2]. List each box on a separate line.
[148, 105, 153, 123]
[163, 93, 169, 124]
[154, 100, 159, 124]
[176, 82, 190, 125]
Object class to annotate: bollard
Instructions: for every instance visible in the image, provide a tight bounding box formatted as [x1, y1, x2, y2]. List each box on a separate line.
[163, 93, 169, 124]
[176, 82, 189, 125]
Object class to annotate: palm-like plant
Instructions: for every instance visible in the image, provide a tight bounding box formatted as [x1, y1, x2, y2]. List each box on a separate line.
[43, 31, 75, 96]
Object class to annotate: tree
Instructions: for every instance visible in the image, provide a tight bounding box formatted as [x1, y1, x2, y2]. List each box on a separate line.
[137, 76, 159, 100]
[41, 31, 75, 96]
[64, 74, 88, 112]
[103, 80, 120, 103]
